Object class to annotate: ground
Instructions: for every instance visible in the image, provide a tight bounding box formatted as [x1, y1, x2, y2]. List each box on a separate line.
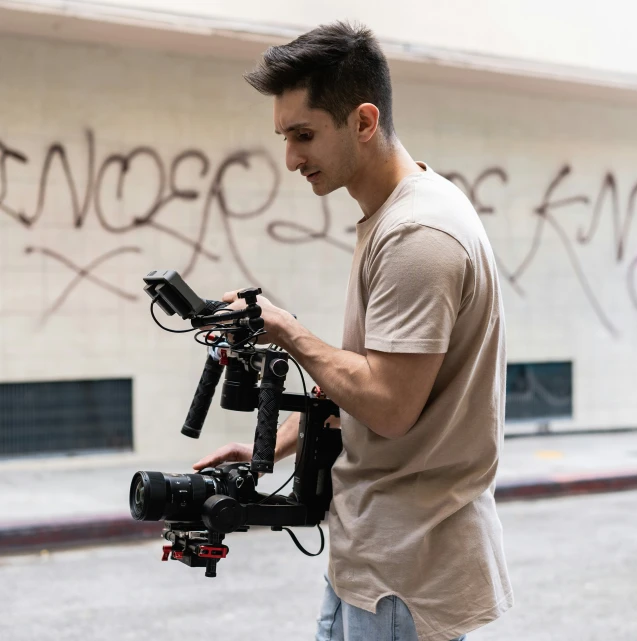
[1, 491, 636, 640]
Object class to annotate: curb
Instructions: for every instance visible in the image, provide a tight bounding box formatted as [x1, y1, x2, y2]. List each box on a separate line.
[495, 471, 637, 501]
[2, 472, 637, 555]
[0, 515, 162, 555]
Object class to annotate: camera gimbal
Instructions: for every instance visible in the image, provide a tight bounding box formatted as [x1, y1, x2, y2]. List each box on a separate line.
[129, 271, 342, 577]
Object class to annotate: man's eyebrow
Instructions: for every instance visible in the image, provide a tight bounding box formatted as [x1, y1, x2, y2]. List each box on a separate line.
[274, 122, 311, 135]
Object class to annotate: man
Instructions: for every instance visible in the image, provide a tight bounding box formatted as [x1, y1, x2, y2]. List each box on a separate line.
[193, 21, 513, 641]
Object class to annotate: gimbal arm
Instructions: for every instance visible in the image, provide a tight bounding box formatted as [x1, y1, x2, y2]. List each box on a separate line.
[136, 269, 344, 578]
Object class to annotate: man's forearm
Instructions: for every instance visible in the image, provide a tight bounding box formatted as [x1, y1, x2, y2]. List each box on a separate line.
[274, 412, 301, 462]
[275, 315, 393, 437]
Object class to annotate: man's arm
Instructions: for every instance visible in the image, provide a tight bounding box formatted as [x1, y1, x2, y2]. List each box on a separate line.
[217, 225, 466, 442]
[275, 411, 341, 461]
[274, 412, 301, 462]
[275, 315, 444, 440]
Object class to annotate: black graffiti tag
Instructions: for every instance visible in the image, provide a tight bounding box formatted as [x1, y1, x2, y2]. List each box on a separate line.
[0, 130, 348, 318]
[1, 129, 636, 330]
[445, 164, 637, 336]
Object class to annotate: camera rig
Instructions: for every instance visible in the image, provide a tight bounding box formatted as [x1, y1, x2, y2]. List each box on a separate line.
[129, 270, 342, 577]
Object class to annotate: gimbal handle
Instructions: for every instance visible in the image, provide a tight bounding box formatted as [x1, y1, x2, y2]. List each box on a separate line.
[181, 355, 224, 439]
[251, 349, 290, 474]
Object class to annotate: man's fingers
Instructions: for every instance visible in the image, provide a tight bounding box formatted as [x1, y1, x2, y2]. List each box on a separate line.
[192, 455, 218, 470]
[192, 443, 250, 470]
[222, 290, 239, 303]
[193, 445, 232, 470]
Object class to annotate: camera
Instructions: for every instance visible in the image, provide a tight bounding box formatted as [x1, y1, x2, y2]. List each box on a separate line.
[129, 271, 342, 577]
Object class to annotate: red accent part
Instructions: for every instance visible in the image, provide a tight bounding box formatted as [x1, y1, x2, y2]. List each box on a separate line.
[219, 349, 229, 366]
[172, 550, 184, 560]
[161, 545, 172, 561]
[312, 385, 326, 399]
[197, 545, 228, 559]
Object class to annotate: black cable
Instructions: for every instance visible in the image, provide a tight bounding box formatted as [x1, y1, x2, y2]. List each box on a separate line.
[193, 326, 266, 349]
[150, 301, 196, 333]
[193, 329, 237, 348]
[276, 366, 325, 558]
[256, 470, 295, 505]
[231, 330, 267, 350]
[288, 356, 310, 470]
[282, 524, 325, 557]
[193, 329, 221, 347]
[289, 354, 309, 400]
[193, 328, 248, 348]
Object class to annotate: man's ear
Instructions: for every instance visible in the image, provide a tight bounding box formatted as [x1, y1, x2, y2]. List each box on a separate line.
[355, 103, 380, 143]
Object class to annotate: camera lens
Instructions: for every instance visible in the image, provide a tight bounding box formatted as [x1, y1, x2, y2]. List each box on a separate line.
[129, 471, 166, 521]
[134, 480, 144, 509]
[129, 470, 217, 522]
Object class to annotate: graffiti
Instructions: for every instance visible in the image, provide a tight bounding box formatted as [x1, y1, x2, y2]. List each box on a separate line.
[444, 167, 508, 216]
[1, 128, 636, 334]
[578, 173, 636, 262]
[24, 246, 141, 320]
[443, 167, 525, 295]
[629, 256, 637, 310]
[0, 130, 353, 318]
[444, 164, 637, 335]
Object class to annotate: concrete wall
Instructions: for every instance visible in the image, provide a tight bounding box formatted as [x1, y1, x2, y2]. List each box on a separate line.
[48, 0, 637, 75]
[0, 33, 636, 457]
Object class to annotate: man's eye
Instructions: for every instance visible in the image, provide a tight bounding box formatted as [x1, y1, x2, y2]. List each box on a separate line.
[282, 133, 312, 142]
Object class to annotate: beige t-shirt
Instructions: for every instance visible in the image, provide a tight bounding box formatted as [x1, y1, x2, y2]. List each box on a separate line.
[327, 164, 513, 641]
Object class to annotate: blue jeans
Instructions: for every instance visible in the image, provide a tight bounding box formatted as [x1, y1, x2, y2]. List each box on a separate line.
[316, 575, 467, 641]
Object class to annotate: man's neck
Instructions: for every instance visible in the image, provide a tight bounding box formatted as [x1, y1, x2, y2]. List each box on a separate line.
[346, 140, 425, 219]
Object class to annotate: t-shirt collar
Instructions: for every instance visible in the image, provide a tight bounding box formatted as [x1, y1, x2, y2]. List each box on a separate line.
[355, 162, 428, 242]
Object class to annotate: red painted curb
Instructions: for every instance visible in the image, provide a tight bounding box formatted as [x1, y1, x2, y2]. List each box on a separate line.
[495, 472, 637, 501]
[0, 515, 162, 554]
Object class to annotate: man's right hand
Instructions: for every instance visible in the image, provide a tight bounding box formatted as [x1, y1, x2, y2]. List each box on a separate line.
[193, 442, 253, 471]
[192, 412, 305, 472]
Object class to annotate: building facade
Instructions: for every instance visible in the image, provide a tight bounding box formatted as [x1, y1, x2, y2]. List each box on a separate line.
[1, 1, 636, 458]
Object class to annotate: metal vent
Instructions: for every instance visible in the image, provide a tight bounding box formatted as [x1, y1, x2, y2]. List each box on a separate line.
[506, 362, 572, 422]
[0, 378, 133, 457]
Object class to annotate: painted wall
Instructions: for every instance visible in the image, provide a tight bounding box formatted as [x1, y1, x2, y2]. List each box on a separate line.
[65, 0, 637, 75]
[0, 34, 635, 457]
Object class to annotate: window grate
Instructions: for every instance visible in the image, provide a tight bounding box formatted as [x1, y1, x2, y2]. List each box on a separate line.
[0, 378, 133, 457]
[506, 362, 572, 422]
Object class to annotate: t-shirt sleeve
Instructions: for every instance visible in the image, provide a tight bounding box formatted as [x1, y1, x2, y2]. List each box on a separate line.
[364, 223, 472, 354]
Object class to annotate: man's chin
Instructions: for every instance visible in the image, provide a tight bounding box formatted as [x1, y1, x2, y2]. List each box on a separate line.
[310, 180, 339, 197]
[311, 184, 327, 196]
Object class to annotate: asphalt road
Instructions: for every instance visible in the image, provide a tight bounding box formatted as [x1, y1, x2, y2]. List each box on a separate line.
[1, 491, 636, 641]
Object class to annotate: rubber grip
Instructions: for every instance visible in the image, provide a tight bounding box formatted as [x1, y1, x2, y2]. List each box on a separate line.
[181, 355, 224, 439]
[251, 387, 282, 474]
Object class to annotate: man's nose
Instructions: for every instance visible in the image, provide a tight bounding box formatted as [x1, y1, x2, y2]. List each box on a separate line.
[285, 141, 306, 173]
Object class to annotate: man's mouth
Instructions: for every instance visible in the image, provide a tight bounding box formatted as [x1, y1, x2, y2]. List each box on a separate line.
[305, 171, 321, 183]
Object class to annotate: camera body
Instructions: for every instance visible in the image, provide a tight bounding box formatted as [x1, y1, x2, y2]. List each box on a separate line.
[130, 271, 342, 577]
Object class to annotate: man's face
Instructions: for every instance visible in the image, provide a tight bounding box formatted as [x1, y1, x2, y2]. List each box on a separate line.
[274, 89, 359, 196]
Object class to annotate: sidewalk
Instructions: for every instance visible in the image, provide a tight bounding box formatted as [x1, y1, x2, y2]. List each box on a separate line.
[1, 431, 636, 554]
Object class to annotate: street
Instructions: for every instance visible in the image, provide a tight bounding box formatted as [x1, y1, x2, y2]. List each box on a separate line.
[1, 491, 636, 641]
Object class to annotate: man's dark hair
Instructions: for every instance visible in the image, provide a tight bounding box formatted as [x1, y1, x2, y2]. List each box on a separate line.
[244, 21, 395, 137]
